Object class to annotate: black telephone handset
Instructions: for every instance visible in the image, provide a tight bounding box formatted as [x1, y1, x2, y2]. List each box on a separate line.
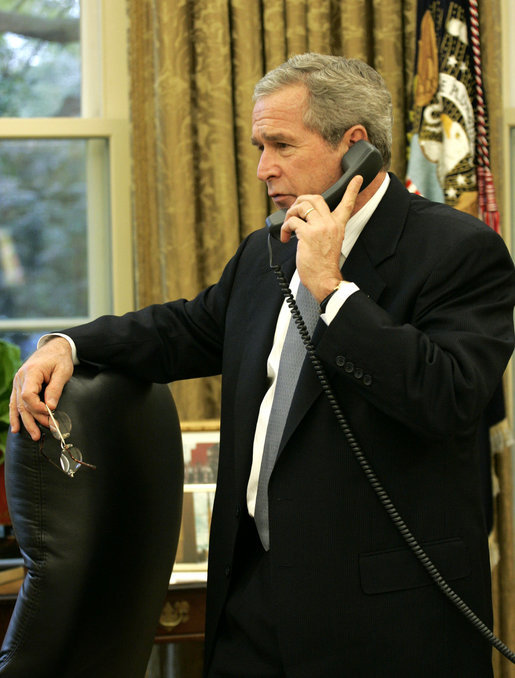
[266, 139, 383, 238]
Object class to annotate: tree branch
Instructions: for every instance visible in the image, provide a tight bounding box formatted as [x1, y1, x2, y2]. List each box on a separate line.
[0, 10, 79, 44]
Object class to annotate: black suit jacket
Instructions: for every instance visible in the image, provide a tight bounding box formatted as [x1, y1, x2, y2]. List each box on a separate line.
[66, 175, 515, 677]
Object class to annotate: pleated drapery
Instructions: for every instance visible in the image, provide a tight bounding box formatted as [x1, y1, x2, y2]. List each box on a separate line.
[127, 0, 416, 420]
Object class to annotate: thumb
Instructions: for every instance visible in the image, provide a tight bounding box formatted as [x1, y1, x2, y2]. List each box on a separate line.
[43, 364, 74, 411]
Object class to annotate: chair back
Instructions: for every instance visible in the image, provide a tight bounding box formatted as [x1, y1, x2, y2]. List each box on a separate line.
[0, 366, 184, 678]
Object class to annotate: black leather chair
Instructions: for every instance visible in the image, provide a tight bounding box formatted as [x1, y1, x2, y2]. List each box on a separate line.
[0, 366, 184, 678]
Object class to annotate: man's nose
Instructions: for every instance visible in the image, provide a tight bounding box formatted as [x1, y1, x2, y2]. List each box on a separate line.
[256, 149, 278, 182]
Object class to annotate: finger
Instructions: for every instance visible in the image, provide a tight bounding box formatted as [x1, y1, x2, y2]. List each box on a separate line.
[293, 202, 316, 221]
[42, 366, 71, 411]
[289, 195, 331, 219]
[9, 389, 21, 434]
[18, 409, 43, 441]
[280, 208, 304, 242]
[281, 197, 322, 241]
[11, 382, 45, 441]
[279, 220, 298, 243]
[15, 372, 47, 441]
[20, 368, 50, 417]
[333, 175, 364, 220]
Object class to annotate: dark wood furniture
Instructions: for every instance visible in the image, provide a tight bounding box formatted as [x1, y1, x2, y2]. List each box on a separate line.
[0, 572, 207, 646]
[156, 581, 207, 643]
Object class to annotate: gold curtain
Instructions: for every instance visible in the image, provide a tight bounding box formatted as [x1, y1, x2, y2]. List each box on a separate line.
[127, 1, 513, 675]
[127, 0, 417, 422]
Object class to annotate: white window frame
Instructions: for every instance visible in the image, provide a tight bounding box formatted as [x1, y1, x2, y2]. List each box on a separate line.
[0, 0, 133, 334]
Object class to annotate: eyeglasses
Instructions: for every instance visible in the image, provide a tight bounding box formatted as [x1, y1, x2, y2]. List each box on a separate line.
[38, 404, 97, 478]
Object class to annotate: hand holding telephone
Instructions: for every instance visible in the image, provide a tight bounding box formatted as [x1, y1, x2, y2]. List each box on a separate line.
[266, 139, 383, 238]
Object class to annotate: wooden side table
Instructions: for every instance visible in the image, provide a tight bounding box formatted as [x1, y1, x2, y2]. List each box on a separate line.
[0, 571, 207, 646]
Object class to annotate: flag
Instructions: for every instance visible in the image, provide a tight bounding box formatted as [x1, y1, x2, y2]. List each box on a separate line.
[406, 0, 500, 232]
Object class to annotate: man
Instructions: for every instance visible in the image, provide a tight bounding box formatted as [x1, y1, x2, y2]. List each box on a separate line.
[10, 54, 515, 677]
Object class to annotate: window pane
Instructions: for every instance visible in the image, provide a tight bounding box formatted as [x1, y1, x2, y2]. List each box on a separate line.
[0, 0, 81, 118]
[0, 330, 46, 361]
[0, 138, 95, 321]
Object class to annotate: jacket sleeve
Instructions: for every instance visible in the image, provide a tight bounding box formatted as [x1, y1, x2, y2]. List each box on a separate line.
[64, 235, 254, 384]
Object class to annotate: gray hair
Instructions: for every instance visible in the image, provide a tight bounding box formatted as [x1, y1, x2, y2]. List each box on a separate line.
[253, 53, 393, 169]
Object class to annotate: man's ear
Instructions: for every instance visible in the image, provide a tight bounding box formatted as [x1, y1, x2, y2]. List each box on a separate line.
[344, 125, 368, 146]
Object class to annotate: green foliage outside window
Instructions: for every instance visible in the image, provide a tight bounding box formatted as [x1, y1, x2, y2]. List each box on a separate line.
[0, 340, 21, 464]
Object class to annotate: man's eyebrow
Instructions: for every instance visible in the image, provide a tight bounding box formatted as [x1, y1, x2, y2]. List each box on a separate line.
[250, 132, 294, 146]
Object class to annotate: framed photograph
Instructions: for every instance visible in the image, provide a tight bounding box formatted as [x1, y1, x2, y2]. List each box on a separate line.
[172, 420, 219, 578]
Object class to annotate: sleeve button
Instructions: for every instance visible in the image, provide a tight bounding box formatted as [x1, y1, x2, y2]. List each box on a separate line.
[336, 355, 345, 367]
[363, 374, 373, 386]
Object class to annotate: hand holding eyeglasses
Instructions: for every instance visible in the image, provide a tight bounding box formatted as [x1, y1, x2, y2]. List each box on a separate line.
[9, 336, 75, 441]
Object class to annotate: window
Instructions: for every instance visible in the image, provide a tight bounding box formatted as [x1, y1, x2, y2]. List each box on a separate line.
[0, 0, 132, 359]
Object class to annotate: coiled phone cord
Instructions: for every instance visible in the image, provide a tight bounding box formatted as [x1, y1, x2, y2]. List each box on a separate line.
[269, 250, 515, 664]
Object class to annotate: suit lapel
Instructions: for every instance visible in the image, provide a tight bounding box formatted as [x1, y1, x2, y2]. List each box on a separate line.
[354, 174, 409, 276]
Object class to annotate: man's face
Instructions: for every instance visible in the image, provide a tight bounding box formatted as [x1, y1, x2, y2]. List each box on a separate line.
[251, 83, 347, 210]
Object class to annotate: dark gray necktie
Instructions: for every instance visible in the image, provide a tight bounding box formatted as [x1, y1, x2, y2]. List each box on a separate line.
[254, 281, 320, 550]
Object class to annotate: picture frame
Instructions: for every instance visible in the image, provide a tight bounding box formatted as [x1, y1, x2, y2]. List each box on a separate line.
[172, 420, 219, 581]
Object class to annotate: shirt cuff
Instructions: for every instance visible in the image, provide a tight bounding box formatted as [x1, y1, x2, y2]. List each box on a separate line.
[320, 282, 359, 324]
[37, 333, 79, 365]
